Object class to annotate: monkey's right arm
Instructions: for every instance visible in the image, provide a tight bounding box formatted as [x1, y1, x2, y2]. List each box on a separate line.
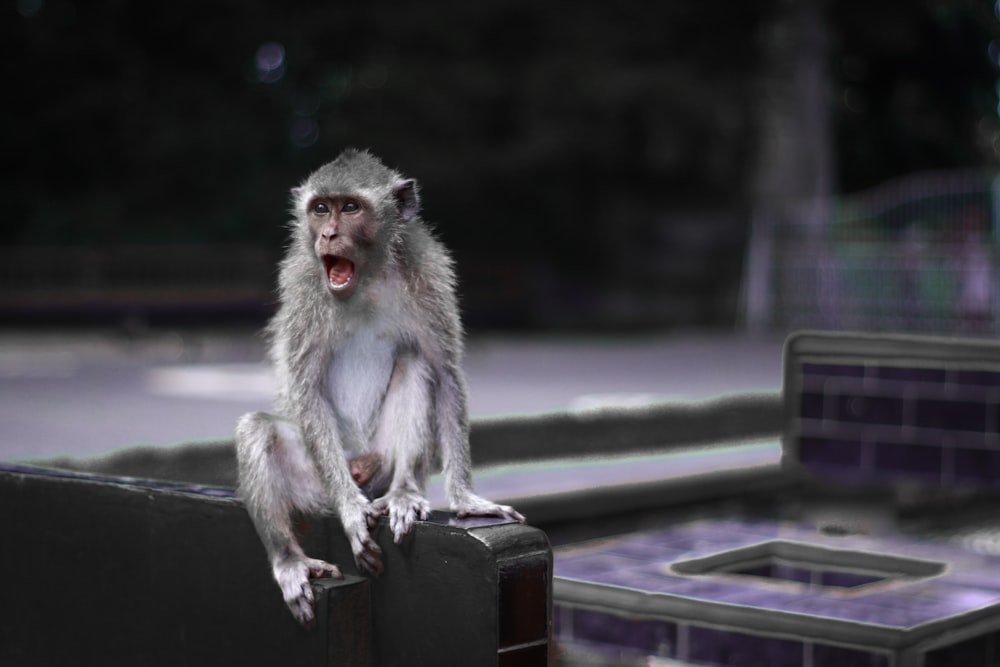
[282, 338, 384, 576]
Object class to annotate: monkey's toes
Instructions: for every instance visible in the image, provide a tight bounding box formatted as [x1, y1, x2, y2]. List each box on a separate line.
[289, 591, 316, 628]
[352, 534, 383, 576]
[276, 568, 316, 627]
[380, 494, 428, 543]
[355, 546, 383, 577]
[304, 557, 342, 579]
[454, 497, 526, 524]
[498, 505, 526, 524]
[389, 510, 415, 543]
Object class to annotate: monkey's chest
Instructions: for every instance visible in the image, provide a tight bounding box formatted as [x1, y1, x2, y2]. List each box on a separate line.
[326, 330, 396, 445]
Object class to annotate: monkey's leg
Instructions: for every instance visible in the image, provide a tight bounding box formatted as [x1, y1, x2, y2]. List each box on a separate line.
[435, 366, 526, 523]
[368, 356, 435, 543]
[294, 404, 384, 577]
[235, 411, 342, 627]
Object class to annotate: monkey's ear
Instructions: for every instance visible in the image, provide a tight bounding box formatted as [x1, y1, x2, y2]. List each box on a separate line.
[393, 179, 420, 223]
[290, 185, 309, 212]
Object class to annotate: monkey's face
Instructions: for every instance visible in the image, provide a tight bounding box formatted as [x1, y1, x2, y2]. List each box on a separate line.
[305, 194, 377, 297]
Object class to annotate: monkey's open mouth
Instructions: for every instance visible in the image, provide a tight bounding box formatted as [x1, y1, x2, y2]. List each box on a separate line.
[323, 255, 356, 292]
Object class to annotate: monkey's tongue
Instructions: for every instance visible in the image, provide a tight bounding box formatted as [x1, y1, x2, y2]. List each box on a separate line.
[324, 256, 355, 290]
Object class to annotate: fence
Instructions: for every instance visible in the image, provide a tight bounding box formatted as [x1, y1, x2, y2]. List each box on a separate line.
[743, 170, 1000, 336]
[0, 244, 279, 322]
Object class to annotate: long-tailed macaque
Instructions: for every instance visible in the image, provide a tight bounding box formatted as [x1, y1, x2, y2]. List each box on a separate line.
[235, 149, 524, 626]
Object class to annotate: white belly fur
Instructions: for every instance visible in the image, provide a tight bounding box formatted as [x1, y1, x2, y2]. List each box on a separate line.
[326, 327, 396, 451]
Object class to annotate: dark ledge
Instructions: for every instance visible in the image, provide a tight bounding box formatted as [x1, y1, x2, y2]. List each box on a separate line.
[0, 465, 552, 666]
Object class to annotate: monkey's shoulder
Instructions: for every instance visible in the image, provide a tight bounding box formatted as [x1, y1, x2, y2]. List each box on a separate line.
[401, 224, 456, 284]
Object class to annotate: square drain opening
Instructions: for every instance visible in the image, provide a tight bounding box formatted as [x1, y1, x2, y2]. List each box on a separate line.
[671, 540, 945, 590]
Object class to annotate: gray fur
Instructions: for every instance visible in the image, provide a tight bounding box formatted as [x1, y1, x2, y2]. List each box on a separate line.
[235, 149, 523, 627]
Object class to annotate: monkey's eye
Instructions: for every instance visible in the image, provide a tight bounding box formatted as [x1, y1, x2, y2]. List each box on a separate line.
[341, 200, 360, 213]
[311, 201, 331, 215]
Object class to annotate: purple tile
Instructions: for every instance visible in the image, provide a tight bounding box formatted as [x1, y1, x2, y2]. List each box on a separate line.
[709, 584, 814, 609]
[799, 436, 863, 468]
[554, 552, 648, 579]
[653, 574, 808, 608]
[687, 626, 803, 667]
[942, 561, 1000, 590]
[801, 392, 825, 420]
[813, 644, 889, 667]
[703, 518, 788, 538]
[737, 563, 815, 585]
[954, 370, 1000, 387]
[570, 609, 676, 655]
[953, 446, 1000, 486]
[831, 394, 904, 425]
[605, 538, 687, 561]
[639, 521, 787, 555]
[650, 533, 748, 555]
[804, 363, 866, 378]
[915, 398, 988, 432]
[845, 591, 968, 626]
[561, 519, 1000, 642]
[873, 441, 943, 479]
[781, 596, 914, 627]
[597, 568, 696, 594]
[803, 464, 876, 486]
[818, 581, 1000, 627]
[862, 585, 1000, 619]
[661, 575, 763, 601]
[875, 366, 947, 383]
[819, 570, 884, 588]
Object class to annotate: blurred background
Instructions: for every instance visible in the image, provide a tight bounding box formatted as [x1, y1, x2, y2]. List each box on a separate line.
[3, 0, 1000, 459]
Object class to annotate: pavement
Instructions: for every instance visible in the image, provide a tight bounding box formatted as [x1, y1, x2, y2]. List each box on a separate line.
[0, 328, 785, 461]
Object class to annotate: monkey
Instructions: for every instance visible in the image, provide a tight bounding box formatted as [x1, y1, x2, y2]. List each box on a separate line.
[235, 149, 524, 627]
[348, 451, 383, 490]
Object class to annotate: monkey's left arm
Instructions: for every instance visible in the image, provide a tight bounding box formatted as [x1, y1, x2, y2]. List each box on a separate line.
[435, 360, 525, 523]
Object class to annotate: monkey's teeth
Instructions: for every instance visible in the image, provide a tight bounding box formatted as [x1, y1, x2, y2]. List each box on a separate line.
[329, 275, 353, 290]
[324, 256, 356, 291]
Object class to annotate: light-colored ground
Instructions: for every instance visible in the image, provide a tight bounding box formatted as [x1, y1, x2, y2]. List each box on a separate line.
[0, 328, 784, 461]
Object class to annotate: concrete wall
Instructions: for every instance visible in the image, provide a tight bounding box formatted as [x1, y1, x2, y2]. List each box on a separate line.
[32, 393, 784, 489]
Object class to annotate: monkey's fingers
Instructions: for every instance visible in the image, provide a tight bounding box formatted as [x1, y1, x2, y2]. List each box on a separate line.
[304, 557, 342, 580]
[355, 541, 384, 577]
[350, 532, 384, 577]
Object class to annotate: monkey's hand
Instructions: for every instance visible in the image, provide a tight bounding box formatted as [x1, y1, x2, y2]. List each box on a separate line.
[273, 555, 342, 628]
[369, 490, 432, 544]
[341, 494, 384, 577]
[451, 492, 526, 524]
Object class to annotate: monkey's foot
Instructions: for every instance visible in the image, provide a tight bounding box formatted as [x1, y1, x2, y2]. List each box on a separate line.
[369, 490, 432, 544]
[341, 496, 384, 577]
[273, 556, 342, 627]
[451, 493, 526, 524]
